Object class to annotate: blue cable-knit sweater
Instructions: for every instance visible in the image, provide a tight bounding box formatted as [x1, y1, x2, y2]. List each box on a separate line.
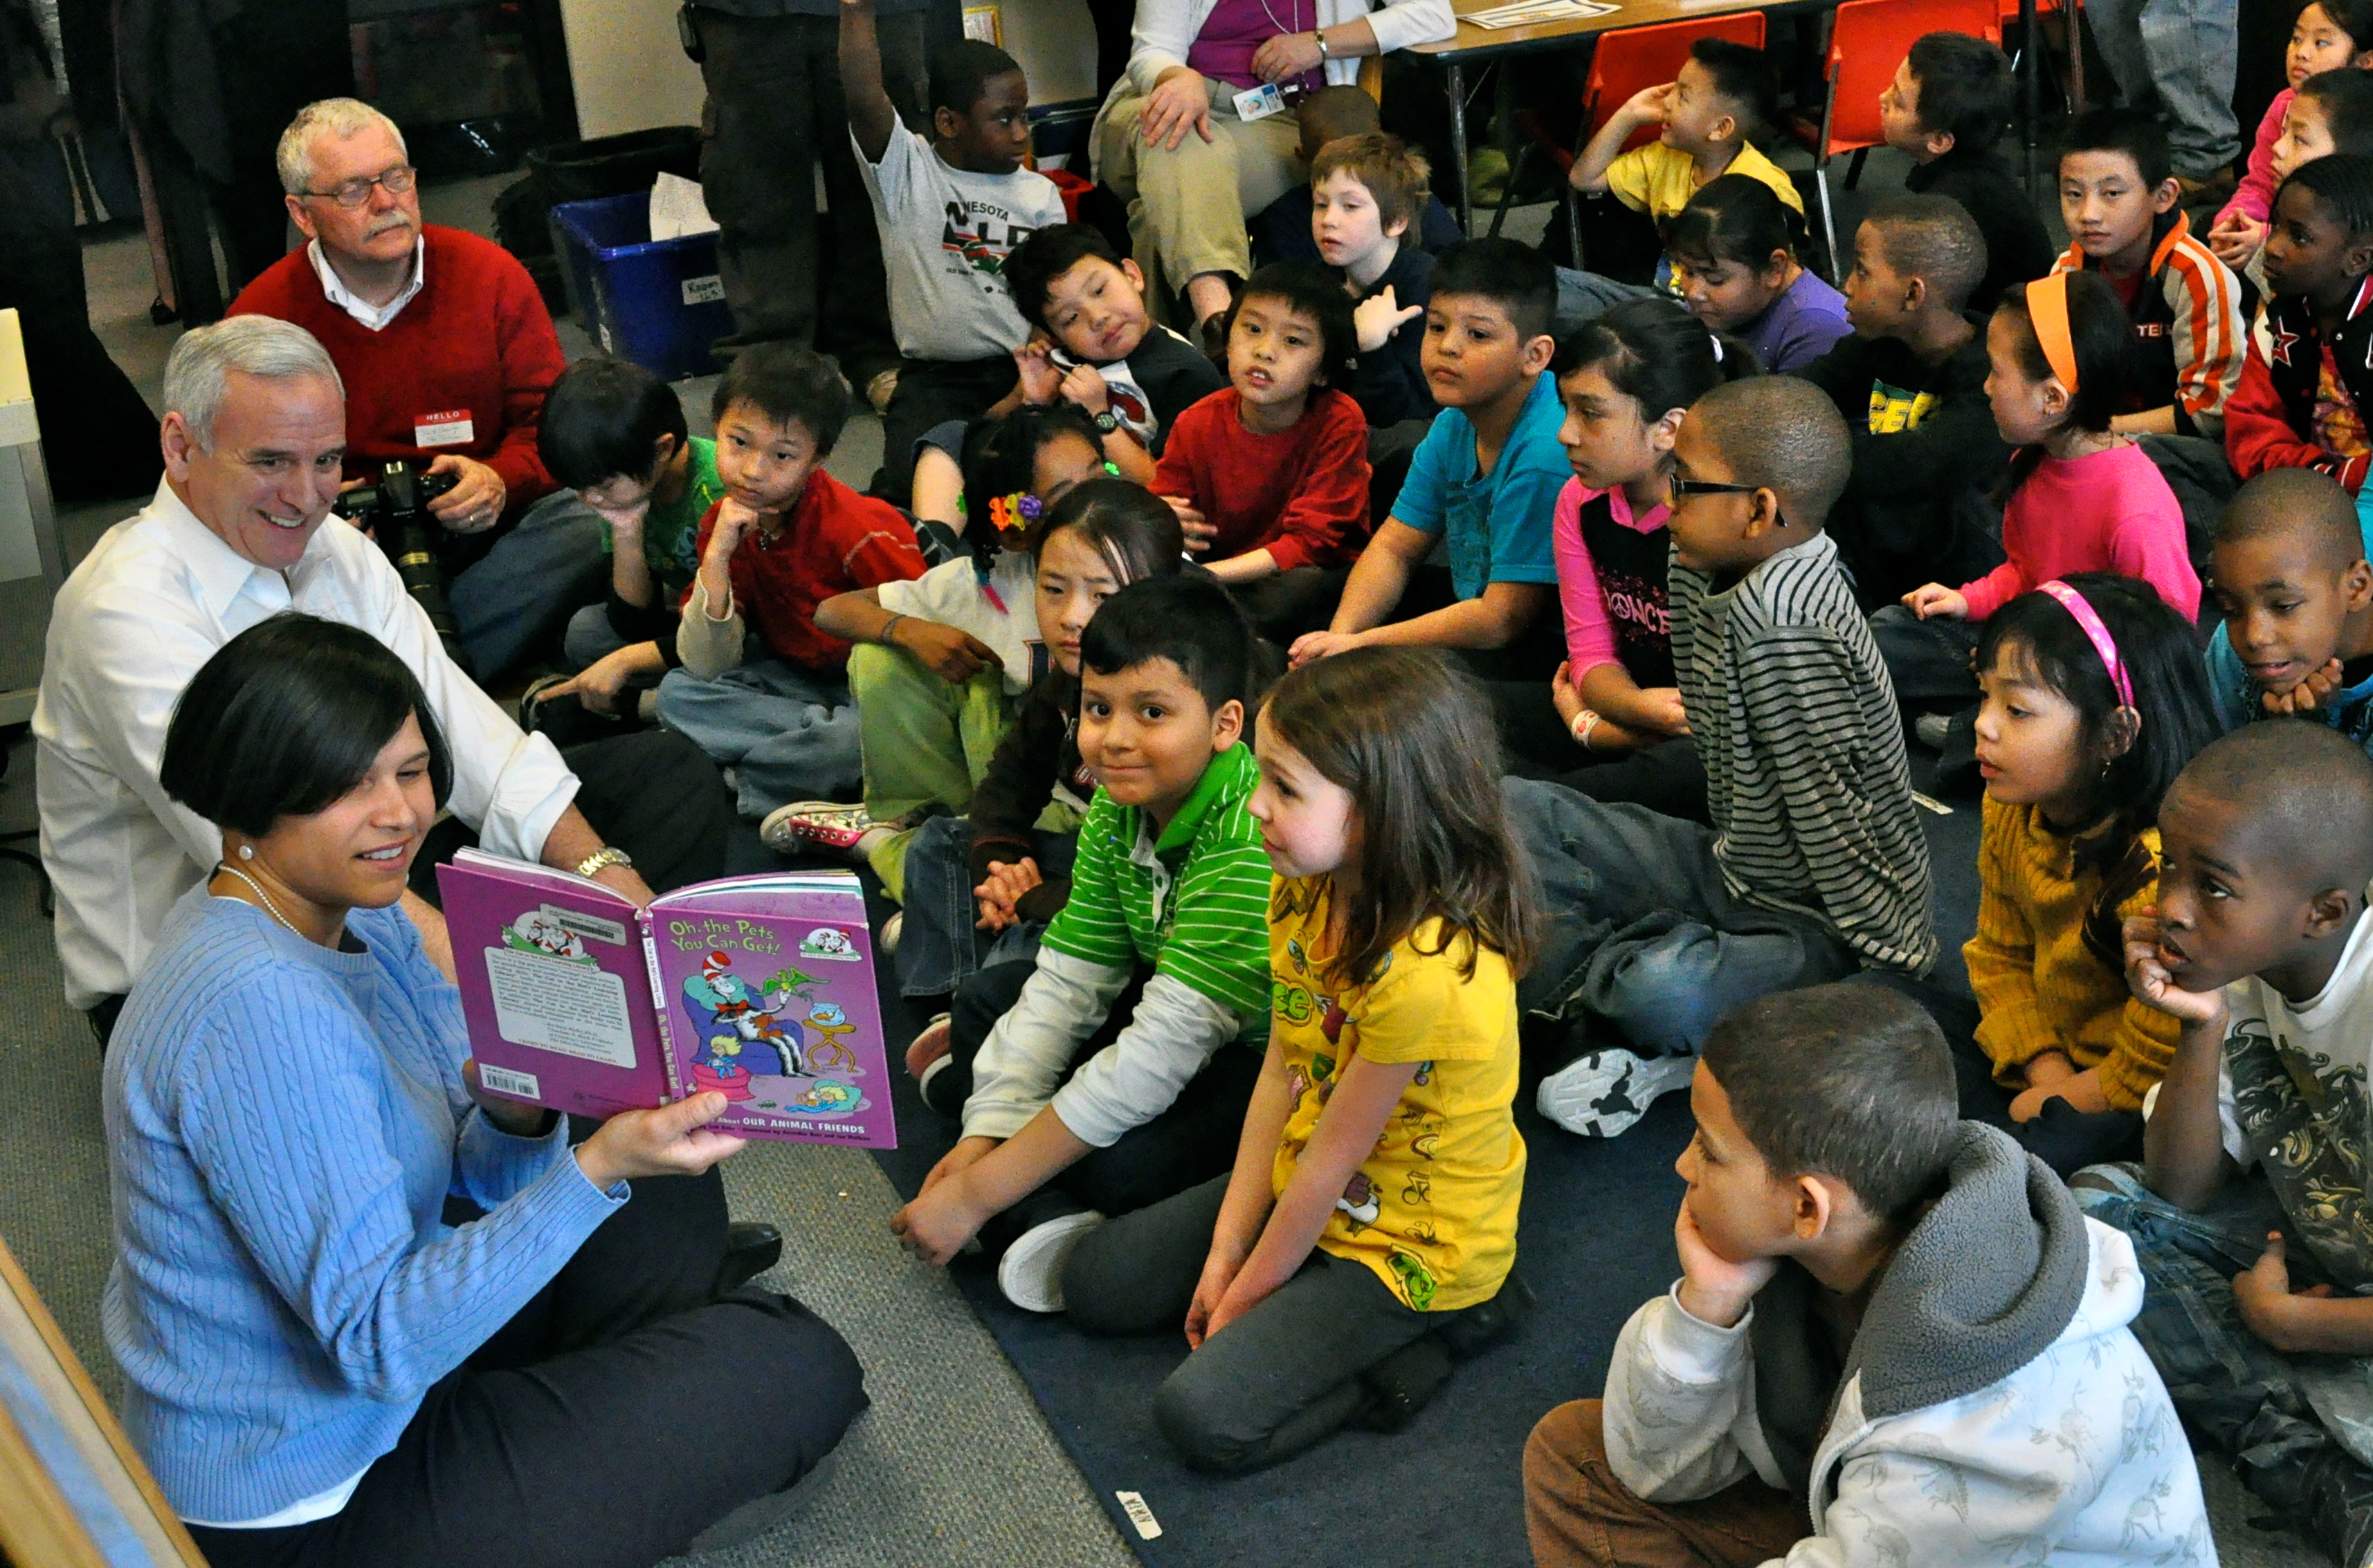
[102, 888, 626, 1523]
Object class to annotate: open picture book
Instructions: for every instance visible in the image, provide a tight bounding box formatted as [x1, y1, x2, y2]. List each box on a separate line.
[436, 850, 896, 1147]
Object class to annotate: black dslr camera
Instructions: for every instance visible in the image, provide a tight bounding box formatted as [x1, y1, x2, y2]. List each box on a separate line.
[333, 461, 469, 673]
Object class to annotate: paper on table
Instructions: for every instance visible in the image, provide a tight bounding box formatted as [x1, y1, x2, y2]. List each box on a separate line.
[651, 172, 719, 241]
[1463, 0, 1615, 27]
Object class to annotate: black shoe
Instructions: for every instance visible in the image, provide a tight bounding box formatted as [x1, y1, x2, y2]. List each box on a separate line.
[1348, 1334, 1455, 1432]
[714, 1221, 783, 1296]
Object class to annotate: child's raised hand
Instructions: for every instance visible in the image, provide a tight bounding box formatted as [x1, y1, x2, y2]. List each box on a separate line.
[1621, 82, 1675, 125]
[893, 617, 1006, 684]
[1673, 1201, 1776, 1329]
[1902, 583, 1968, 621]
[974, 857, 1044, 931]
[1352, 285, 1424, 354]
[2264, 657, 2345, 715]
[1058, 363, 1111, 416]
[2122, 909, 2230, 1027]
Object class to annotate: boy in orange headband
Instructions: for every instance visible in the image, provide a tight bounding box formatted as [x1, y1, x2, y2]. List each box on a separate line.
[2226, 154, 2373, 492]
[1880, 268, 2197, 750]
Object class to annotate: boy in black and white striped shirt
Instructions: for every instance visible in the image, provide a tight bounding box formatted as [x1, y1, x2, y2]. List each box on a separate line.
[1511, 376, 1938, 1139]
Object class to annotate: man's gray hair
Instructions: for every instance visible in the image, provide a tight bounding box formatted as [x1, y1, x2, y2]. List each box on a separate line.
[276, 98, 407, 197]
[162, 318, 345, 450]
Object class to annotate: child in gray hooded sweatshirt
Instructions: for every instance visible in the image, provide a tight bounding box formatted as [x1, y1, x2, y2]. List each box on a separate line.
[1522, 982, 2211, 1567]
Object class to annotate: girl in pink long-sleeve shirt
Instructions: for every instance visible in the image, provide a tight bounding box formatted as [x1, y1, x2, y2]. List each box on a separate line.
[1880, 272, 2199, 744]
[2207, 1, 2373, 271]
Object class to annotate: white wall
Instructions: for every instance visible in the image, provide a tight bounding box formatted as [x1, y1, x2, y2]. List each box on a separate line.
[556, 0, 1100, 141]
[558, 0, 707, 138]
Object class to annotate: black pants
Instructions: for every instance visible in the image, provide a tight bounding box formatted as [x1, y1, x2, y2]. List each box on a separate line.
[185, 1167, 866, 1568]
[875, 356, 1023, 507]
[693, 6, 927, 380]
[1230, 566, 1352, 645]
[1855, 972, 2143, 1176]
[931, 958, 1264, 1219]
[1063, 1173, 1450, 1474]
[1392, 566, 1567, 685]
[1486, 680, 1710, 824]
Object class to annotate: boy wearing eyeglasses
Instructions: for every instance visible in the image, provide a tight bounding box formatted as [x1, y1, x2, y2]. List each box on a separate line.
[228, 98, 594, 683]
[1510, 374, 1937, 1142]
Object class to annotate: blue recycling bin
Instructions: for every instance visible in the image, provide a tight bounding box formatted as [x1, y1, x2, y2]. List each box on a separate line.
[549, 192, 732, 380]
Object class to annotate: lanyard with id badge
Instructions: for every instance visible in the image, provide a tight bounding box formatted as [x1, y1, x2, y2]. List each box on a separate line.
[1230, 0, 1320, 122]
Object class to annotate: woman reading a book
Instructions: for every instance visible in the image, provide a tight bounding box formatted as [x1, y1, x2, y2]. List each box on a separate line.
[101, 612, 866, 1568]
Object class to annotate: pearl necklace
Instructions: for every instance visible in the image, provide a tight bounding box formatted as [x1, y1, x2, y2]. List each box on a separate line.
[217, 862, 304, 938]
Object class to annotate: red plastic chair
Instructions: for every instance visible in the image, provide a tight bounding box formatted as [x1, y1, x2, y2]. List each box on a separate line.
[1805, 0, 2001, 277]
[1582, 12, 1770, 155]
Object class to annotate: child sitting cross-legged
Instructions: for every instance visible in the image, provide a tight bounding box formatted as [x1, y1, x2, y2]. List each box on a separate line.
[1291, 239, 1570, 680]
[892, 480, 1185, 1011]
[1879, 33, 2056, 311]
[2229, 154, 2373, 494]
[1154, 262, 1372, 644]
[1310, 133, 1439, 428]
[2208, 2, 2373, 273]
[999, 224, 1224, 483]
[1515, 375, 1937, 1140]
[891, 574, 1273, 1314]
[1886, 574, 2220, 1178]
[2207, 466, 2373, 750]
[1664, 175, 1848, 374]
[1525, 983, 2212, 1568]
[1878, 269, 2199, 765]
[1488, 298, 1756, 824]
[1801, 194, 2013, 608]
[659, 345, 925, 820]
[522, 356, 726, 742]
[1062, 648, 1538, 1474]
[2080, 722, 2373, 1568]
[773, 405, 1111, 881]
[1568, 37, 1803, 289]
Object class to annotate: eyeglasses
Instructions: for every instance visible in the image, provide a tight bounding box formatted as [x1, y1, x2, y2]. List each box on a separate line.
[1668, 471, 1789, 529]
[300, 164, 417, 208]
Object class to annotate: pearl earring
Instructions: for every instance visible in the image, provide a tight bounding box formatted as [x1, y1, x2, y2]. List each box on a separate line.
[238, 844, 255, 861]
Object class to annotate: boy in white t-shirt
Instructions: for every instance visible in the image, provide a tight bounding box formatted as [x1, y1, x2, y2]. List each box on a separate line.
[843, 0, 1066, 506]
[2080, 721, 2373, 1567]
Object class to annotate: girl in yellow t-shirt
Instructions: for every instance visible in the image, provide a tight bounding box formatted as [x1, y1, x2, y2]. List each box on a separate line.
[1060, 646, 1538, 1475]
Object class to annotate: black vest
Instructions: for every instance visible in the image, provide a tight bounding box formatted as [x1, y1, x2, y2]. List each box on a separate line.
[1577, 491, 1675, 690]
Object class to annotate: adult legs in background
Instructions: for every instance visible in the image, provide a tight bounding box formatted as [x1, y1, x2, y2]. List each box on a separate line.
[1083, 0, 1134, 98]
[844, 646, 1015, 897]
[875, 357, 1026, 506]
[693, 8, 925, 383]
[2073, 1167, 2373, 1566]
[561, 730, 739, 893]
[1064, 1174, 1456, 1475]
[185, 1167, 866, 1568]
[2081, 0, 2240, 177]
[1095, 91, 1304, 325]
[655, 659, 862, 817]
[1524, 1399, 1805, 1568]
[895, 816, 1077, 999]
[448, 490, 613, 684]
[1854, 972, 2143, 1176]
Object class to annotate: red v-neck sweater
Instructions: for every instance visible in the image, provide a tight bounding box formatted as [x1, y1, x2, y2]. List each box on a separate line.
[228, 225, 565, 513]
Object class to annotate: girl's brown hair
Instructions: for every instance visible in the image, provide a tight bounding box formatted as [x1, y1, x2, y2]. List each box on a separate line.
[1259, 647, 1539, 988]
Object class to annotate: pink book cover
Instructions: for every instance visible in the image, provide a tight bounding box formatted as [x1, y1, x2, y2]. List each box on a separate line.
[436, 850, 672, 1123]
[647, 873, 897, 1149]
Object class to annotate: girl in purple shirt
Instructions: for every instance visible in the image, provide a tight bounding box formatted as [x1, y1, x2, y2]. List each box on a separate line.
[1666, 175, 1851, 374]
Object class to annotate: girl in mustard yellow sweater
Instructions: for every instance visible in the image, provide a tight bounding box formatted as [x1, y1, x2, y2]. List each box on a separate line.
[1943, 573, 2219, 1174]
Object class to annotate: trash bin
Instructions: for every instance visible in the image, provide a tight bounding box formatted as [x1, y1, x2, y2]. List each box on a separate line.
[550, 192, 732, 381]
[495, 127, 703, 313]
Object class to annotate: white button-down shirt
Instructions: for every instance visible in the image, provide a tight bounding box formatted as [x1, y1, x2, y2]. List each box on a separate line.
[306, 235, 425, 331]
[33, 482, 579, 1008]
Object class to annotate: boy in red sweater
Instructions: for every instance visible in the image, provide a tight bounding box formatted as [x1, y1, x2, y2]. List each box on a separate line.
[230, 98, 594, 680]
[656, 345, 925, 819]
[1152, 263, 1372, 642]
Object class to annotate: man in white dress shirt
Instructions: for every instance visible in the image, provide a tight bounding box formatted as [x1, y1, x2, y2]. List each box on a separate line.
[35, 317, 656, 1041]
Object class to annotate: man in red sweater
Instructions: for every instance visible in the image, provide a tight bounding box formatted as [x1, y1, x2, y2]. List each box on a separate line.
[227, 98, 601, 682]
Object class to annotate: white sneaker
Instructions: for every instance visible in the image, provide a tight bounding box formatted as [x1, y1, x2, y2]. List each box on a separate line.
[880, 910, 903, 956]
[997, 1207, 1106, 1313]
[1537, 1048, 1696, 1138]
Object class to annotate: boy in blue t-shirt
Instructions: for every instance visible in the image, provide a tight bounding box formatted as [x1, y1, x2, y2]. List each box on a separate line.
[1287, 239, 1569, 681]
[2207, 469, 2373, 750]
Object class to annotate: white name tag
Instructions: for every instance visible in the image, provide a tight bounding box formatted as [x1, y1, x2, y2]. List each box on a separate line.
[1233, 82, 1286, 121]
[414, 409, 475, 448]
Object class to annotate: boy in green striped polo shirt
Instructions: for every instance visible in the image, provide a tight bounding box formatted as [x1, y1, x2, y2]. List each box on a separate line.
[891, 575, 1274, 1313]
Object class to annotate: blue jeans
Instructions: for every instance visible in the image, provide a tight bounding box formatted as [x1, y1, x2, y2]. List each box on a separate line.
[448, 489, 611, 683]
[1504, 777, 1857, 1055]
[2083, 0, 2239, 174]
[654, 657, 860, 818]
[2074, 1163, 2373, 1564]
[893, 813, 1076, 999]
[1553, 268, 1657, 338]
[565, 603, 630, 669]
